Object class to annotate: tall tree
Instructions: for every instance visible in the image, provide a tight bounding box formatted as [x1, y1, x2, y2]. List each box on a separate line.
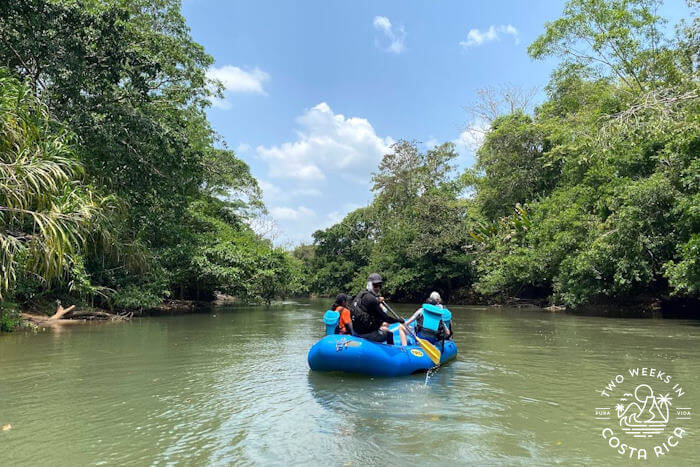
[469, 0, 699, 307]
[0, 0, 214, 246]
[0, 1, 303, 310]
[528, 0, 679, 91]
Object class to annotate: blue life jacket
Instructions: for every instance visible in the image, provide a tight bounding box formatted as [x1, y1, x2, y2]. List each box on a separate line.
[442, 308, 452, 333]
[322, 310, 340, 335]
[421, 303, 444, 332]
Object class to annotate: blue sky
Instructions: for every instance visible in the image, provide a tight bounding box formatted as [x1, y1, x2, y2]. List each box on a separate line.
[181, 0, 690, 246]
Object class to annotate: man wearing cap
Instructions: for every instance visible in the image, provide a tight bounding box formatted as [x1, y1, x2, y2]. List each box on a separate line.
[350, 273, 407, 346]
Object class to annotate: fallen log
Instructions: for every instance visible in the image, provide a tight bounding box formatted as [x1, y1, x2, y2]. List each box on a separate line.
[21, 302, 130, 327]
[47, 303, 75, 321]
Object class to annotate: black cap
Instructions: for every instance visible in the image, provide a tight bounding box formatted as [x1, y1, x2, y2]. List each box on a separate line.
[368, 273, 383, 284]
[335, 293, 349, 304]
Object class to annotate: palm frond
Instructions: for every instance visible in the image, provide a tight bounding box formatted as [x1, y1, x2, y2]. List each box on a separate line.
[0, 72, 109, 298]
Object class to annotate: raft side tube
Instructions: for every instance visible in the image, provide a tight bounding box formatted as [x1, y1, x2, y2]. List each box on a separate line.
[307, 334, 457, 377]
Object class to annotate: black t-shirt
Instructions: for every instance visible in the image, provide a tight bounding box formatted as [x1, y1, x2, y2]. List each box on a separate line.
[350, 289, 400, 334]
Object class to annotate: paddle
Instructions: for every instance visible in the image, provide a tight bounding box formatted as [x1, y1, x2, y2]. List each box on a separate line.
[381, 302, 442, 366]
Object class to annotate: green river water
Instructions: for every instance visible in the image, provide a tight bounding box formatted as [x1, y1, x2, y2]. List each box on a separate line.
[1, 300, 699, 465]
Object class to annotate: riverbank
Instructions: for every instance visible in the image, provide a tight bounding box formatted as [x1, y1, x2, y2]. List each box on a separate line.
[456, 295, 700, 319]
[4, 291, 698, 333]
[308, 291, 700, 318]
[14, 300, 208, 328]
[2, 294, 240, 332]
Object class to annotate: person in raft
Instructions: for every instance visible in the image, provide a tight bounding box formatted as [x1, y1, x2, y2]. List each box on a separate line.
[404, 291, 451, 342]
[332, 293, 355, 335]
[350, 273, 408, 346]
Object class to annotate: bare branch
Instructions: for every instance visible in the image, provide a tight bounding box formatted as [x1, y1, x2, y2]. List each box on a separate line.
[463, 83, 538, 124]
[599, 87, 699, 139]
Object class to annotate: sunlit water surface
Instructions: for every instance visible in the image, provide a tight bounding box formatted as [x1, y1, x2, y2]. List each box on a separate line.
[1, 301, 699, 465]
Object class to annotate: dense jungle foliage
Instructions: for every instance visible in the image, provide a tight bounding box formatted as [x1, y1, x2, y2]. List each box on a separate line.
[297, 0, 699, 308]
[0, 0, 304, 328]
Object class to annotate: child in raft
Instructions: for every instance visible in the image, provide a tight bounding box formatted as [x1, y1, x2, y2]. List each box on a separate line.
[404, 291, 451, 342]
[332, 293, 355, 335]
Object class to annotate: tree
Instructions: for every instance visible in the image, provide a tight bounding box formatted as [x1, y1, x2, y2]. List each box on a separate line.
[309, 207, 377, 295]
[469, 0, 699, 307]
[468, 112, 554, 219]
[0, 1, 305, 310]
[0, 70, 111, 299]
[528, 0, 682, 92]
[368, 142, 473, 300]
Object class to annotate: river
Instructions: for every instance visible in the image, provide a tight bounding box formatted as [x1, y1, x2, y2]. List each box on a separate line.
[1, 300, 698, 465]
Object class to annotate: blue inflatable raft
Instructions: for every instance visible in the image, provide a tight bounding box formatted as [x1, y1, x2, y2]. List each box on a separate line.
[308, 322, 458, 377]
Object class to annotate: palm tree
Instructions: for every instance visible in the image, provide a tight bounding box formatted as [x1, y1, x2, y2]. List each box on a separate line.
[0, 70, 109, 298]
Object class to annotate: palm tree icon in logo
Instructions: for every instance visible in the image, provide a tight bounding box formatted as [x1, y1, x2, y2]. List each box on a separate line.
[616, 384, 672, 437]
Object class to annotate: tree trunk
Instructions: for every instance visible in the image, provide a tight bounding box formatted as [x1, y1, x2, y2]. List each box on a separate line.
[47, 303, 75, 321]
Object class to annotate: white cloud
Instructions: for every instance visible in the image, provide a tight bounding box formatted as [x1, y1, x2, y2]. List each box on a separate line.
[460, 24, 519, 48]
[425, 137, 438, 149]
[292, 187, 323, 198]
[454, 120, 489, 155]
[259, 180, 282, 200]
[373, 16, 391, 32]
[270, 206, 315, 221]
[207, 65, 270, 109]
[256, 102, 393, 182]
[326, 211, 343, 224]
[323, 203, 363, 229]
[373, 16, 406, 54]
[208, 65, 270, 94]
[259, 180, 323, 203]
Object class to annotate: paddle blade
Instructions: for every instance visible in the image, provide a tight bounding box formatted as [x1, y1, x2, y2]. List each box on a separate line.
[417, 337, 441, 365]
